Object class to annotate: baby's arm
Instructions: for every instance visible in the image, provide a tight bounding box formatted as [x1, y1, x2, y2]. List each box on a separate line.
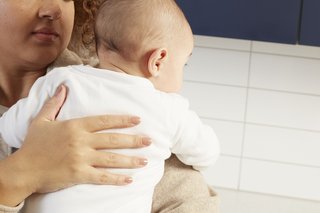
[171, 98, 220, 171]
[0, 77, 51, 148]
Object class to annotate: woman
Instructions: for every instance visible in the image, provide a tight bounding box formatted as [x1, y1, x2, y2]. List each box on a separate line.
[0, 0, 219, 212]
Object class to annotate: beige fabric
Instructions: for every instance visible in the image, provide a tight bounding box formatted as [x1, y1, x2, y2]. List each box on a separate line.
[50, 49, 83, 68]
[0, 106, 10, 161]
[152, 155, 220, 213]
[0, 202, 23, 213]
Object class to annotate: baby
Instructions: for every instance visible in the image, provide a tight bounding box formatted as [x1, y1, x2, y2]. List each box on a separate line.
[0, 0, 220, 212]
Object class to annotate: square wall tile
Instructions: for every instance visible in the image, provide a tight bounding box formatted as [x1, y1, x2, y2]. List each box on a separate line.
[202, 155, 241, 189]
[250, 53, 320, 95]
[185, 47, 250, 87]
[240, 159, 320, 201]
[252, 41, 320, 59]
[243, 124, 320, 167]
[202, 118, 244, 157]
[181, 82, 247, 121]
[194, 35, 251, 51]
[246, 89, 320, 131]
[216, 188, 320, 213]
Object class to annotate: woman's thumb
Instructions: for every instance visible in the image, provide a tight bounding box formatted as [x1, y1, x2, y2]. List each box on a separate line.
[36, 85, 67, 121]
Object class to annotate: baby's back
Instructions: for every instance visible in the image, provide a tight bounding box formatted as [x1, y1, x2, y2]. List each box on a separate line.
[22, 65, 186, 213]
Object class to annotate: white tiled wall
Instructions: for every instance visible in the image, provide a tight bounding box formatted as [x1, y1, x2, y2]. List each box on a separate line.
[181, 35, 320, 201]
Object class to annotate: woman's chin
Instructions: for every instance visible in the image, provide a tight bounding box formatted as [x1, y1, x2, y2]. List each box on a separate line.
[31, 49, 64, 65]
[24, 54, 59, 71]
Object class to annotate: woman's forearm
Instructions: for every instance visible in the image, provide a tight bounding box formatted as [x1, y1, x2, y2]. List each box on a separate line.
[0, 152, 33, 207]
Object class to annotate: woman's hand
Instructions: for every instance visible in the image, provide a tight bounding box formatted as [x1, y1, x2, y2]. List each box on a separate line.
[0, 85, 150, 207]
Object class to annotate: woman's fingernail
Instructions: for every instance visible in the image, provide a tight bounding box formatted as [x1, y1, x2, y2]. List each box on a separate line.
[130, 116, 140, 125]
[125, 177, 133, 184]
[139, 158, 148, 166]
[142, 137, 152, 146]
[54, 85, 63, 97]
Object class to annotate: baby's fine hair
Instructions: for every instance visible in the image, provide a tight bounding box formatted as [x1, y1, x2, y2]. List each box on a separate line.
[94, 0, 188, 61]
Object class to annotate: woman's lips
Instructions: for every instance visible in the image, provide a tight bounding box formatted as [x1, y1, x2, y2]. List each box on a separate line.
[32, 28, 59, 42]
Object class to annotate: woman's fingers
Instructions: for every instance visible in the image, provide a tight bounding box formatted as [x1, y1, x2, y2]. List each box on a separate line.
[73, 115, 141, 132]
[90, 133, 151, 149]
[36, 85, 67, 121]
[90, 151, 148, 168]
[85, 167, 133, 185]
[23, 88, 150, 191]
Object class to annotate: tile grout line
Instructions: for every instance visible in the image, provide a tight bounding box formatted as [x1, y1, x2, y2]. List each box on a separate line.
[237, 41, 253, 190]
[248, 87, 320, 98]
[195, 45, 320, 60]
[215, 187, 320, 204]
[194, 44, 320, 60]
[195, 44, 251, 53]
[243, 156, 320, 170]
[195, 37, 320, 60]
[200, 116, 320, 134]
[245, 121, 320, 134]
[185, 80, 320, 98]
[220, 153, 320, 170]
[252, 50, 320, 61]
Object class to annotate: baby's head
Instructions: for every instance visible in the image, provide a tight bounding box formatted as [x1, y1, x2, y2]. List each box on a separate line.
[95, 0, 193, 92]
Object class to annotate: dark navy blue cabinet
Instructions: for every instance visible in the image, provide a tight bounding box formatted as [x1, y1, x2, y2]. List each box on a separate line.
[176, 0, 320, 46]
[299, 0, 320, 46]
[176, 0, 301, 44]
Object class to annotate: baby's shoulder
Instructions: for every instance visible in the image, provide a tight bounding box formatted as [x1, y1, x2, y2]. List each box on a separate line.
[157, 92, 190, 114]
[47, 65, 74, 76]
[45, 65, 86, 82]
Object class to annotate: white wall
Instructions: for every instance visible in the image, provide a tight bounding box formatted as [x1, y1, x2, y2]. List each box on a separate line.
[181, 35, 320, 201]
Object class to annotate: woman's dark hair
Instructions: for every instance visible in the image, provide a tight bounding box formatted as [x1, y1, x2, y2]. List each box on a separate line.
[68, 0, 105, 60]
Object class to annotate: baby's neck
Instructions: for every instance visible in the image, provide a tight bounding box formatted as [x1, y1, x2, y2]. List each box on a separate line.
[98, 59, 146, 78]
[97, 48, 148, 78]
[98, 61, 126, 74]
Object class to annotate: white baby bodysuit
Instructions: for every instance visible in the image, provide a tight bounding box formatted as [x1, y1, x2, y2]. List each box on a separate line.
[0, 65, 220, 213]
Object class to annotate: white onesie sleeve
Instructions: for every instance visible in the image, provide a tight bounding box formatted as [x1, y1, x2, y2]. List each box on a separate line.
[170, 96, 220, 171]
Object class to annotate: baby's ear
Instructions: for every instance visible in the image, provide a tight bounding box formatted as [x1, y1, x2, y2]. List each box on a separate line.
[147, 48, 168, 77]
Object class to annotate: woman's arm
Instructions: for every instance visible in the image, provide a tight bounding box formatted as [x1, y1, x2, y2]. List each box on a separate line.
[0, 86, 150, 207]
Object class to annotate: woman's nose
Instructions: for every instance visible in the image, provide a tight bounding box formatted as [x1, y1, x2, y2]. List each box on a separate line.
[38, 0, 62, 21]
